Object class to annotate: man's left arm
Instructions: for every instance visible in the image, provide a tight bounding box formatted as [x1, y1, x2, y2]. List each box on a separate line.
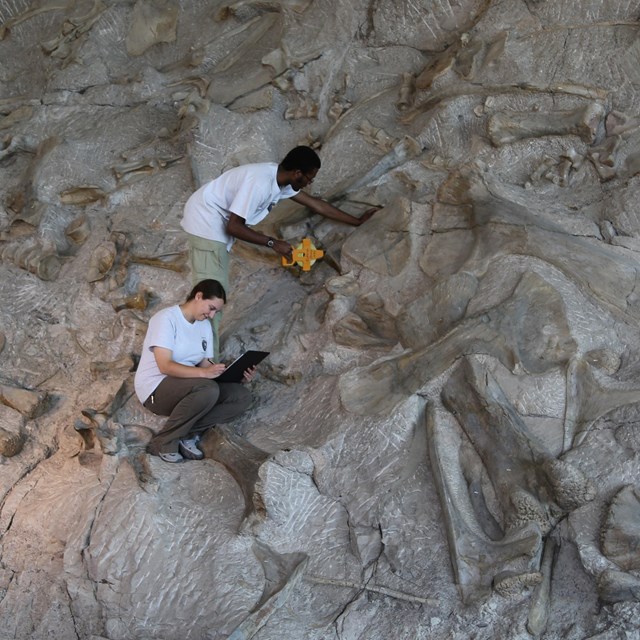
[291, 191, 378, 226]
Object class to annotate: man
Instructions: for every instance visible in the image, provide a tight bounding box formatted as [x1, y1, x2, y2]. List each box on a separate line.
[181, 145, 377, 348]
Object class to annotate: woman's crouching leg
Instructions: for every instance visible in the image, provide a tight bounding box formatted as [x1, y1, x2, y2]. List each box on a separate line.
[200, 382, 252, 427]
[147, 378, 220, 455]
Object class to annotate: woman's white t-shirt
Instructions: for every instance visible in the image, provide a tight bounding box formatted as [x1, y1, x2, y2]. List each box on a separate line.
[134, 305, 214, 404]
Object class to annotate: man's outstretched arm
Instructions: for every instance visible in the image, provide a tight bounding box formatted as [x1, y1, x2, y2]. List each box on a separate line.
[226, 213, 292, 258]
[291, 191, 378, 226]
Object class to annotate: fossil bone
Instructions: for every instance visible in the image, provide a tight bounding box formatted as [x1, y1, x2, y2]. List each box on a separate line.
[0, 426, 25, 457]
[200, 425, 270, 522]
[441, 359, 594, 535]
[0, 0, 68, 40]
[330, 135, 424, 200]
[64, 214, 91, 245]
[228, 548, 308, 640]
[0, 383, 48, 418]
[112, 155, 184, 183]
[397, 73, 416, 112]
[125, 0, 178, 56]
[427, 403, 543, 602]
[86, 241, 117, 282]
[600, 485, 640, 572]
[59, 186, 107, 205]
[527, 537, 557, 636]
[357, 120, 396, 153]
[41, 0, 106, 64]
[564, 358, 640, 449]
[339, 270, 576, 416]
[0, 105, 34, 131]
[0, 241, 62, 281]
[129, 251, 188, 273]
[488, 102, 605, 146]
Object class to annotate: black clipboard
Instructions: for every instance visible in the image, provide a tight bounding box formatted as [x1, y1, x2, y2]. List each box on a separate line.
[216, 350, 269, 383]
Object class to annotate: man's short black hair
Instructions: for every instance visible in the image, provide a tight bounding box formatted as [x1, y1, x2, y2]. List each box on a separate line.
[280, 146, 321, 173]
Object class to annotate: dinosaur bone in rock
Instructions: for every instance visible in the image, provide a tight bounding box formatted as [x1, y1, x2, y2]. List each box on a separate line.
[199, 425, 270, 523]
[527, 537, 558, 637]
[487, 102, 605, 146]
[329, 136, 424, 200]
[339, 270, 576, 416]
[125, 0, 178, 56]
[0, 384, 48, 418]
[427, 404, 543, 603]
[600, 485, 640, 572]
[564, 358, 640, 449]
[228, 544, 308, 640]
[41, 0, 107, 64]
[340, 198, 412, 277]
[464, 180, 640, 324]
[441, 358, 595, 536]
[0, 240, 62, 281]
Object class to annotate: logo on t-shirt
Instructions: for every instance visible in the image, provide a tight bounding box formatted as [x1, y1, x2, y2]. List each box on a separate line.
[202, 339, 207, 351]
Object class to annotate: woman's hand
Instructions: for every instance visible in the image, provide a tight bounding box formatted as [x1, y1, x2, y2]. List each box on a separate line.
[242, 365, 257, 383]
[203, 362, 227, 378]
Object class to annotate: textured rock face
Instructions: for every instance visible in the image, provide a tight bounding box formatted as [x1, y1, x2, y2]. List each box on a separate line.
[1, 1, 640, 639]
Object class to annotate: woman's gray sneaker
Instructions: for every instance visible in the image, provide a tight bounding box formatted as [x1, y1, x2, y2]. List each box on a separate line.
[179, 437, 204, 460]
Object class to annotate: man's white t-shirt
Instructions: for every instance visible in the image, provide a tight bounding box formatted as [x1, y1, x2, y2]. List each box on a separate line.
[134, 305, 214, 404]
[181, 162, 299, 251]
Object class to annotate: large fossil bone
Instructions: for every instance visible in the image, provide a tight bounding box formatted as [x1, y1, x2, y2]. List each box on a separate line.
[199, 425, 270, 522]
[441, 359, 595, 536]
[427, 404, 543, 602]
[564, 358, 640, 449]
[488, 102, 605, 146]
[601, 485, 640, 572]
[339, 271, 576, 416]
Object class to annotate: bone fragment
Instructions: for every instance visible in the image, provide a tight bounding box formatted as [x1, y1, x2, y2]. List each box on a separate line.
[0, 426, 24, 457]
[41, 1, 106, 63]
[0, 105, 33, 131]
[0, 384, 48, 418]
[357, 120, 396, 152]
[0, 0, 69, 40]
[129, 251, 188, 273]
[0, 241, 62, 281]
[397, 73, 416, 112]
[305, 574, 436, 605]
[527, 537, 557, 636]
[125, 0, 178, 56]
[65, 214, 90, 245]
[59, 186, 107, 205]
[598, 569, 640, 603]
[488, 102, 604, 146]
[228, 550, 308, 640]
[86, 241, 116, 282]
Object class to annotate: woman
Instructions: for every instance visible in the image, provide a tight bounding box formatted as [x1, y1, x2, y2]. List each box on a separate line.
[134, 279, 254, 462]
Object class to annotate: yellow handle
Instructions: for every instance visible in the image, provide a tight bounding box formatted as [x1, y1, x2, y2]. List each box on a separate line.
[281, 238, 324, 271]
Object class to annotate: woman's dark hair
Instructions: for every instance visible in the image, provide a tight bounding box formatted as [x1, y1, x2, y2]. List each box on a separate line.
[280, 145, 321, 173]
[186, 279, 227, 303]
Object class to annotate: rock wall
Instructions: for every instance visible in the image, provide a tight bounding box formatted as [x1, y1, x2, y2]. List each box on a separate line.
[1, 0, 640, 638]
